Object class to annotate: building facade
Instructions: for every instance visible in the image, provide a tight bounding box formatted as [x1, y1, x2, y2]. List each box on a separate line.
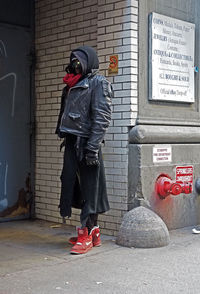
[1, 0, 200, 236]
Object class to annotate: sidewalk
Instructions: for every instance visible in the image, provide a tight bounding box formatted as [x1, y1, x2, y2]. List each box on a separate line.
[0, 219, 200, 294]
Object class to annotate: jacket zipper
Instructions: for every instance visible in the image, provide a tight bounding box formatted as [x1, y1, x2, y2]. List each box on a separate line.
[59, 83, 89, 131]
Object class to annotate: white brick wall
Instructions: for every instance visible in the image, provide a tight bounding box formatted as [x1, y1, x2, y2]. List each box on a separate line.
[97, 0, 138, 235]
[35, 0, 138, 236]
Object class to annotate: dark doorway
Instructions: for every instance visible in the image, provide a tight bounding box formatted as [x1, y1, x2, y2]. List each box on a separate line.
[0, 0, 34, 221]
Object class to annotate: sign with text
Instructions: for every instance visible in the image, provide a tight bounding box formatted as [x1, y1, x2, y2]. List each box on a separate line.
[176, 166, 193, 185]
[149, 12, 195, 103]
[108, 55, 118, 75]
[153, 145, 172, 163]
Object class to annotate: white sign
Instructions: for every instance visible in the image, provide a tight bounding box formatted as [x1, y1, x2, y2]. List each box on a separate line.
[153, 145, 172, 163]
[149, 12, 195, 103]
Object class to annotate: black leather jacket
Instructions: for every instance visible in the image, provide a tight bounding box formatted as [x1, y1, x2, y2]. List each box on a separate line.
[56, 71, 113, 153]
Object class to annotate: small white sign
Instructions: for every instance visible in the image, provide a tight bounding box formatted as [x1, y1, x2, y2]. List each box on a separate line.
[153, 145, 172, 163]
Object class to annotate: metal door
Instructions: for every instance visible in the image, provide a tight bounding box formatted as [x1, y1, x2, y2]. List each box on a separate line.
[0, 24, 31, 221]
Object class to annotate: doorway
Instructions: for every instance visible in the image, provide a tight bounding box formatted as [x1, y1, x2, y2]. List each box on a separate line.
[0, 24, 33, 221]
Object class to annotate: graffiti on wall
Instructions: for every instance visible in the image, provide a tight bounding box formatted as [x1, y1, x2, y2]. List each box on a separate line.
[0, 39, 30, 218]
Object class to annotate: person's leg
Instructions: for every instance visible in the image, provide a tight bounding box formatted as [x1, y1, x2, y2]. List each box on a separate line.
[71, 147, 107, 253]
[59, 135, 78, 218]
[86, 213, 98, 231]
[70, 211, 93, 255]
[91, 213, 98, 227]
[70, 147, 98, 254]
[79, 163, 100, 228]
[85, 214, 93, 233]
[77, 149, 106, 248]
[80, 148, 109, 221]
[89, 214, 101, 246]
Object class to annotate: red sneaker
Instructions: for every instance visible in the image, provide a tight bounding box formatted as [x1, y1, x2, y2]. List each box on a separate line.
[69, 226, 101, 246]
[90, 226, 101, 247]
[68, 236, 77, 245]
[70, 227, 93, 254]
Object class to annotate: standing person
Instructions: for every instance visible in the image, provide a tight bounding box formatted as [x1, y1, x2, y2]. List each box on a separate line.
[56, 46, 113, 254]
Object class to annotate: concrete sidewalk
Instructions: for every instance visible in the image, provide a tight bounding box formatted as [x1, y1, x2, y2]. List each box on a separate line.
[0, 219, 200, 294]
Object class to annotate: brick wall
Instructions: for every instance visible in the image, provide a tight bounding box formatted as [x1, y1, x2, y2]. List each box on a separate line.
[35, 0, 138, 236]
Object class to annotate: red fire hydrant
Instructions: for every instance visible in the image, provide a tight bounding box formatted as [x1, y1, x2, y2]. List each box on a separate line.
[156, 174, 192, 199]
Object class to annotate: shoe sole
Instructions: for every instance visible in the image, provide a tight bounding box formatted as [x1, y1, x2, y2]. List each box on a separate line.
[70, 246, 93, 255]
[69, 239, 102, 246]
[93, 242, 101, 247]
[69, 241, 102, 246]
[192, 228, 200, 234]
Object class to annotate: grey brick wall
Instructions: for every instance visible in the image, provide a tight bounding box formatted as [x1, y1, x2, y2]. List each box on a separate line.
[35, 0, 138, 236]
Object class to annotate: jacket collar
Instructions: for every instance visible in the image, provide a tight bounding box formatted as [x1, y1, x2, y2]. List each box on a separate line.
[74, 78, 89, 88]
[72, 70, 99, 89]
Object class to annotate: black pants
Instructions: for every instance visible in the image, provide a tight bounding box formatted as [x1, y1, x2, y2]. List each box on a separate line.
[86, 214, 98, 232]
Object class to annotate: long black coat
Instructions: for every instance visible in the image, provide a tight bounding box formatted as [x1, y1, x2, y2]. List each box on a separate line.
[59, 134, 110, 220]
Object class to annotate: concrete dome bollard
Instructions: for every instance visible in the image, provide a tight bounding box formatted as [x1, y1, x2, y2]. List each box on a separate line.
[116, 206, 170, 248]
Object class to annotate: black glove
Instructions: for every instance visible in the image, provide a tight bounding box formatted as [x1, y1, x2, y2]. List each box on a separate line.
[85, 151, 100, 166]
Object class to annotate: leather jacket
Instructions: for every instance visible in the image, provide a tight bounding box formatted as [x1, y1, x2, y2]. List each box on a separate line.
[56, 71, 113, 153]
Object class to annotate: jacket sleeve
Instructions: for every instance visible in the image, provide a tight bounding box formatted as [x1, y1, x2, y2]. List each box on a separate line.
[55, 86, 68, 138]
[86, 78, 113, 153]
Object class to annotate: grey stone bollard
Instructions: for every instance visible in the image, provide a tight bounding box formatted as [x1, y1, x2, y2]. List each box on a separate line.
[116, 206, 170, 248]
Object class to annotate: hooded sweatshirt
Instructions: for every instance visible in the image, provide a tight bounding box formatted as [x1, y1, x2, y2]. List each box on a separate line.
[70, 46, 99, 75]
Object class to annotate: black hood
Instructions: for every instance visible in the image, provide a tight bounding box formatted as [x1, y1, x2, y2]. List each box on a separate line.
[70, 46, 99, 75]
